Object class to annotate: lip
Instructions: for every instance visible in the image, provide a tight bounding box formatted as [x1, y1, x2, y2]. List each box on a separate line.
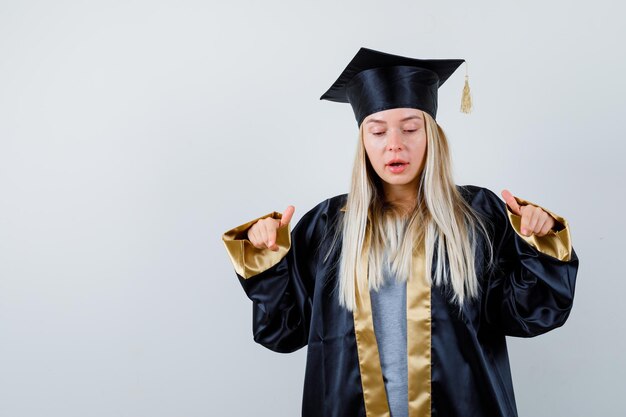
[386, 159, 409, 166]
[387, 162, 408, 174]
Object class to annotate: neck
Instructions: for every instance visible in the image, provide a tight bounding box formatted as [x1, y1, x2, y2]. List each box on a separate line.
[383, 184, 417, 214]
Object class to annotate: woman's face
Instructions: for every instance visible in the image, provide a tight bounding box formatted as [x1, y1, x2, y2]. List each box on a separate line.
[362, 108, 427, 194]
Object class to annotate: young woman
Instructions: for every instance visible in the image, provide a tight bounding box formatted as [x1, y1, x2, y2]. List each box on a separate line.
[222, 47, 579, 417]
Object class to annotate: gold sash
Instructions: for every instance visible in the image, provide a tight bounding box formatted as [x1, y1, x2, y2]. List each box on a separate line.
[353, 227, 431, 417]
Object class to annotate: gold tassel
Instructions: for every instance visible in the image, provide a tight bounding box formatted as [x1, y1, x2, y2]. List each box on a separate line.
[460, 61, 472, 114]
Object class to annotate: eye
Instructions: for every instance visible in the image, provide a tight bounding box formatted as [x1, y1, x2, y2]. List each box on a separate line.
[371, 131, 386, 136]
[403, 129, 417, 133]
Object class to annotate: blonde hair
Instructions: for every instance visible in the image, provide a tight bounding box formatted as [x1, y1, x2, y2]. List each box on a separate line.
[324, 110, 494, 312]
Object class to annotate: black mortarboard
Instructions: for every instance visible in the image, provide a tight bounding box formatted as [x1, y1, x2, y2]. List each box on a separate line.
[320, 47, 472, 126]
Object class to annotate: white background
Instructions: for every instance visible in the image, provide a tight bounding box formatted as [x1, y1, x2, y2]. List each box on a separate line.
[1, 1, 624, 416]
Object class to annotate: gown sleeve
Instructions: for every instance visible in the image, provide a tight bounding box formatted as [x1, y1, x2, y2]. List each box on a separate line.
[478, 188, 580, 337]
[221, 199, 329, 353]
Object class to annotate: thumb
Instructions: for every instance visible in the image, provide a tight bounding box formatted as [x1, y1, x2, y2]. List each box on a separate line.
[501, 189, 522, 216]
[279, 205, 295, 228]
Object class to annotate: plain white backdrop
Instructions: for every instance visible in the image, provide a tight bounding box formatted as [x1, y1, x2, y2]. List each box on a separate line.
[1, 1, 624, 416]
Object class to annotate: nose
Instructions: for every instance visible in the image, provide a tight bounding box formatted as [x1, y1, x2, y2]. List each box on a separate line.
[386, 128, 403, 151]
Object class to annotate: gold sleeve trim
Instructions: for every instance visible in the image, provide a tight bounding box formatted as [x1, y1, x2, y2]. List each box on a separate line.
[506, 196, 572, 262]
[221, 212, 291, 279]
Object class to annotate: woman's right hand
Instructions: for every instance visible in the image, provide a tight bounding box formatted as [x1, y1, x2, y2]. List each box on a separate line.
[247, 206, 295, 251]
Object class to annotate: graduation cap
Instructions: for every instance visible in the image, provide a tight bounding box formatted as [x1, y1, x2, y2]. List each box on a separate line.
[320, 47, 472, 126]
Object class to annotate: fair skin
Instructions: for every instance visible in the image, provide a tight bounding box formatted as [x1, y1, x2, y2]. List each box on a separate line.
[361, 107, 427, 214]
[248, 108, 557, 251]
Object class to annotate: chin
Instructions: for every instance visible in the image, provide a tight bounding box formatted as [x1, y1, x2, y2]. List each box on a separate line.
[376, 167, 419, 186]
[383, 177, 412, 186]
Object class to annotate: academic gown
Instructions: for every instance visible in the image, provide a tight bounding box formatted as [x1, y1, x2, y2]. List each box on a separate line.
[221, 184, 579, 417]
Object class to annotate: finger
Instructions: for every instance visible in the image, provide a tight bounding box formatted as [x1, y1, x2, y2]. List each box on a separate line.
[280, 205, 295, 227]
[501, 189, 522, 216]
[544, 213, 556, 232]
[536, 216, 553, 237]
[256, 222, 270, 248]
[523, 206, 541, 236]
[537, 210, 555, 235]
[248, 226, 264, 249]
[261, 219, 279, 250]
[522, 205, 548, 236]
[519, 205, 535, 236]
[533, 208, 552, 236]
[267, 229, 279, 251]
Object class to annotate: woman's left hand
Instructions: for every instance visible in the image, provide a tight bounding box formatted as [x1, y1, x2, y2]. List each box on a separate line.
[501, 189, 556, 237]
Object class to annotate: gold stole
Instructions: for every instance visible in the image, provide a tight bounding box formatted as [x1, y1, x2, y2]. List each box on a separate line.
[353, 227, 431, 417]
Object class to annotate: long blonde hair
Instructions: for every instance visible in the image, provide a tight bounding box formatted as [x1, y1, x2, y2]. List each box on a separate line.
[324, 110, 494, 312]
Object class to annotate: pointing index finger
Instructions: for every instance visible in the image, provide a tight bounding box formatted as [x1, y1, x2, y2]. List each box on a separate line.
[501, 189, 521, 216]
[279, 205, 295, 227]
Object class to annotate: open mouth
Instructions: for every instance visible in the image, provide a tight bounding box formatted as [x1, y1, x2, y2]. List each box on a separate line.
[387, 162, 408, 173]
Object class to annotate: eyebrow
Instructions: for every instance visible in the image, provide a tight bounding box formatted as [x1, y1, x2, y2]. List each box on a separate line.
[365, 115, 423, 124]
